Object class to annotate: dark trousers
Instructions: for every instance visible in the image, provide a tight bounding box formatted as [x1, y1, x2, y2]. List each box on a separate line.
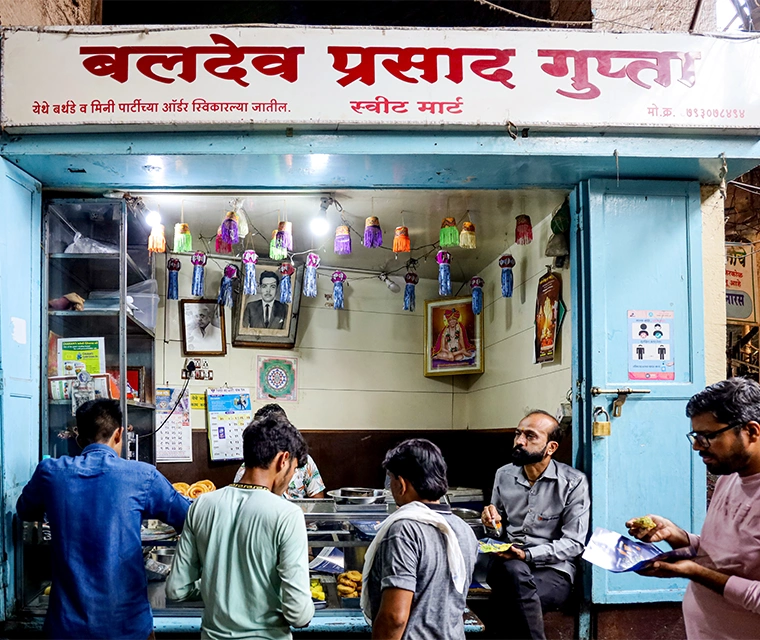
[484, 558, 572, 640]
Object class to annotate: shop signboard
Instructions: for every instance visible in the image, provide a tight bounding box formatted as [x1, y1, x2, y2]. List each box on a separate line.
[726, 242, 758, 324]
[2, 26, 759, 130]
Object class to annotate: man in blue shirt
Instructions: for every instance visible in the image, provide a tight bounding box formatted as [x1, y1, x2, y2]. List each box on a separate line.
[17, 399, 190, 639]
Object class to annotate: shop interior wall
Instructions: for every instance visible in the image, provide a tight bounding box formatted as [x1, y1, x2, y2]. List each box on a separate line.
[154, 192, 572, 493]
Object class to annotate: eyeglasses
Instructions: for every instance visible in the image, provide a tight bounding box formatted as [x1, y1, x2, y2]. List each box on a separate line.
[686, 423, 741, 448]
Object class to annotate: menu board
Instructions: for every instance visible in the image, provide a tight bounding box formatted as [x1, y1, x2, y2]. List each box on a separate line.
[206, 387, 252, 462]
[155, 387, 192, 463]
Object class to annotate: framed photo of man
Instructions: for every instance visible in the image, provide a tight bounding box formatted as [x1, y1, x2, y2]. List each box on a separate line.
[423, 297, 484, 377]
[232, 261, 304, 349]
[180, 300, 227, 357]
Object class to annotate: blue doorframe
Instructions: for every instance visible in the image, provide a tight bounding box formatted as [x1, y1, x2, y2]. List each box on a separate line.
[0, 159, 41, 620]
[572, 179, 706, 604]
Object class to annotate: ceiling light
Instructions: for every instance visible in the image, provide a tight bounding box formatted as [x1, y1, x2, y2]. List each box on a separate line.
[145, 210, 162, 228]
[311, 196, 333, 236]
[379, 273, 401, 293]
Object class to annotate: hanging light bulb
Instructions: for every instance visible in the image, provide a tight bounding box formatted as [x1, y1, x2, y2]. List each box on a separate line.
[145, 210, 161, 228]
[379, 273, 401, 293]
[311, 196, 332, 236]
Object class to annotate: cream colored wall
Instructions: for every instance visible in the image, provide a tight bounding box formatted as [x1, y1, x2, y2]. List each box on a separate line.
[701, 186, 727, 385]
[0, 0, 101, 25]
[156, 257, 464, 431]
[462, 192, 572, 429]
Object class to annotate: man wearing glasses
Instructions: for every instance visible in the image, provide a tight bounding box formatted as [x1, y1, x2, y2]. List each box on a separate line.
[627, 378, 760, 639]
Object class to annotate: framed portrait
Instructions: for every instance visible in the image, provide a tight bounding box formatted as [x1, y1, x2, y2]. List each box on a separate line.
[423, 297, 484, 377]
[126, 366, 146, 402]
[232, 261, 304, 349]
[179, 299, 227, 357]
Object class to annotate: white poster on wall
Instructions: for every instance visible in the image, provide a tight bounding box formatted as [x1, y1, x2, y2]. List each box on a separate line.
[155, 386, 193, 463]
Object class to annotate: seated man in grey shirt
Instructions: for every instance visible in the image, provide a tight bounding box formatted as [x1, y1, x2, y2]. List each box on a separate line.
[366, 439, 478, 640]
[480, 410, 590, 640]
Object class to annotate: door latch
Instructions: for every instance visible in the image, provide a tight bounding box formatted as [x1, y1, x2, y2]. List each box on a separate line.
[590, 387, 651, 417]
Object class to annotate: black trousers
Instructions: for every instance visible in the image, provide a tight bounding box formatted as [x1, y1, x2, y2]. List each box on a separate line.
[484, 558, 572, 640]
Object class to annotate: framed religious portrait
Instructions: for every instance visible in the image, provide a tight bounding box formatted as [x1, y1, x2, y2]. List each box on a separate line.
[179, 299, 227, 357]
[231, 261, 304, 349]
[423, 297, 484, 377]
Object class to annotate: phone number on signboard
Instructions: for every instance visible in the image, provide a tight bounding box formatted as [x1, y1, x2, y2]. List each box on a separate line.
[685, 108, 745, 119]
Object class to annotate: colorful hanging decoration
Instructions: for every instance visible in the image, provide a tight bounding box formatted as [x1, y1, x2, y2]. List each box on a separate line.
[237, 209, 250, 239]
[220, 211, 240, 246]
[499, 254, 516, 298]
[279, 262, 295, 304]
[439, 217, 459, 248]
[515, 215, 533, 245]
[334, 224, 352, 255]
[331, 271, 347, 310]
[191, 251, 207, 297]
[173, 223, 192, 253]
[363, 216, 383, 248]
[436, 250, 452, 296]
[304, 252, 320, 298]
[403, 271, 419, 312]
[393, 226, 411, 253]
[215, 225, 232, 254]
[167, 258, 181, 300]
[148, 225, 166, 254]
[470, 276, 484, 315]
[459, 221, 476, 249]
[217, 264, 238, 307]
[269, 229, 288, 260]
[242, 250, 259, 296]
[275, 220, 294, 252]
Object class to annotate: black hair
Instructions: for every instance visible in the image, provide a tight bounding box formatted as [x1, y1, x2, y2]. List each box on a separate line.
[243, 415, 308, 470]
[383, 438, 448, 501]
[259, 270, 281, 287]
[686, 377, 760, 425]
[254, 403, 287, 420]
[524, 409, 565, 445]
[76, 399, 122, 444]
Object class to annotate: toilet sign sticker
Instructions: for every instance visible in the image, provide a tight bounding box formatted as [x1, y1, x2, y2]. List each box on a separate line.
[627, 310, 675, 381]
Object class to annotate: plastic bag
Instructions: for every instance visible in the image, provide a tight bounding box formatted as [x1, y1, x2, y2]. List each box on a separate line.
[64, 232, 118, 254]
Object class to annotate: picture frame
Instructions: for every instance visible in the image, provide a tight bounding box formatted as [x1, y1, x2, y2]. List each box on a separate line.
[423, 297, 484, 377]
[126, 366, 146, 402]
[179, 299, 227, 357]
[231, 261, 304, 349]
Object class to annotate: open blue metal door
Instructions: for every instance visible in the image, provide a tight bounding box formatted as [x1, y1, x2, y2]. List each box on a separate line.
[0, 159, 41, 619]
[572, 179, 706, 604]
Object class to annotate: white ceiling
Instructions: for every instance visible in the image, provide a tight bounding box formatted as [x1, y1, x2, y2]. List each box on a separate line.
[140, 188, 568, 280]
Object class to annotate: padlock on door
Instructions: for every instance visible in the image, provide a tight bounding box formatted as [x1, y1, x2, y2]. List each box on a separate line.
[592, 407, 611, 437]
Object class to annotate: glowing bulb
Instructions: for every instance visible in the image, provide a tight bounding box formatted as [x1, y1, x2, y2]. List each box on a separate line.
[145, 210, 161, 228]
[310, 214, 330, 236]
[380, 274, 401, 293]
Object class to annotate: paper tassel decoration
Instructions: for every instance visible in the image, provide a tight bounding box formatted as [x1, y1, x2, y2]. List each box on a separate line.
[242, 250, 258, 296]
[437, 250, 452, 296]
[191, 251, 207, 297]
[404, 271, 419, 312]
[220, 211, 240, 246]
[304, 252, 320, 298]
[275, 220, 293, 252]
[215, 225, 232, 254]
[218, 264, 238, 307]
[363, 216, 383, 248]
[331, 271, 347, 310]
[439, 217, 459, 248]
[460, 221, 476, 249]
[167, 258, 181, 300]
[279, 262, 295, 304]
[334, 224, 352, 255]
[393, 226, 411, 253]
[173, 223, 192, 253]
[237, 211, 250, 239]
[499, 254, 516, 298]
[148, 225, 166, 254]
[470, 276, 484, 315]
[269, 230, 288, 260]
[515, 215, 533, 245]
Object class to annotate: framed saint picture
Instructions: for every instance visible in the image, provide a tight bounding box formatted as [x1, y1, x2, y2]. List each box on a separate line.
[423, 297, 484, 377]
[179, 299, 227, 357]
[231, 261, 304, 349]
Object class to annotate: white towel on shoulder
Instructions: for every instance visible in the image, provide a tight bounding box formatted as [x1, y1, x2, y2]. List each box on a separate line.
[360, 500, 467, 620]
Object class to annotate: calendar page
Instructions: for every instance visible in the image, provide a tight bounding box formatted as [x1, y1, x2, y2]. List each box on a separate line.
[206, 387, 252, 462]
[155, 387, 192, 463]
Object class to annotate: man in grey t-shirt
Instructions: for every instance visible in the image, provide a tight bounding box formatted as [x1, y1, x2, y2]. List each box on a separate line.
[367, 439, 478, 640]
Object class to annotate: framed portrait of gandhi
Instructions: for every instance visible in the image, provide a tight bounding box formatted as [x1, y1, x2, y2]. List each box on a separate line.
[232, 261, 304, 349]
[180, 299, 226, 357]
[423, 297, 484, 377]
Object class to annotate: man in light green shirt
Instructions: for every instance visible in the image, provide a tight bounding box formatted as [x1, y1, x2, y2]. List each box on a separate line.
[166, 416, 314, 639]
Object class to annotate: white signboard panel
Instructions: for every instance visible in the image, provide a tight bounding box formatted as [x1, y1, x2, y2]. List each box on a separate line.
[726, 243, 758, 324]
[2, 26, 759, 130]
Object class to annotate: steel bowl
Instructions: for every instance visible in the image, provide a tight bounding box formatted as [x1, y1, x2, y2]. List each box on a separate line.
[451, 507, 486, 539]
[150, 548, 176, 565]
[327, 488, 385, 504]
